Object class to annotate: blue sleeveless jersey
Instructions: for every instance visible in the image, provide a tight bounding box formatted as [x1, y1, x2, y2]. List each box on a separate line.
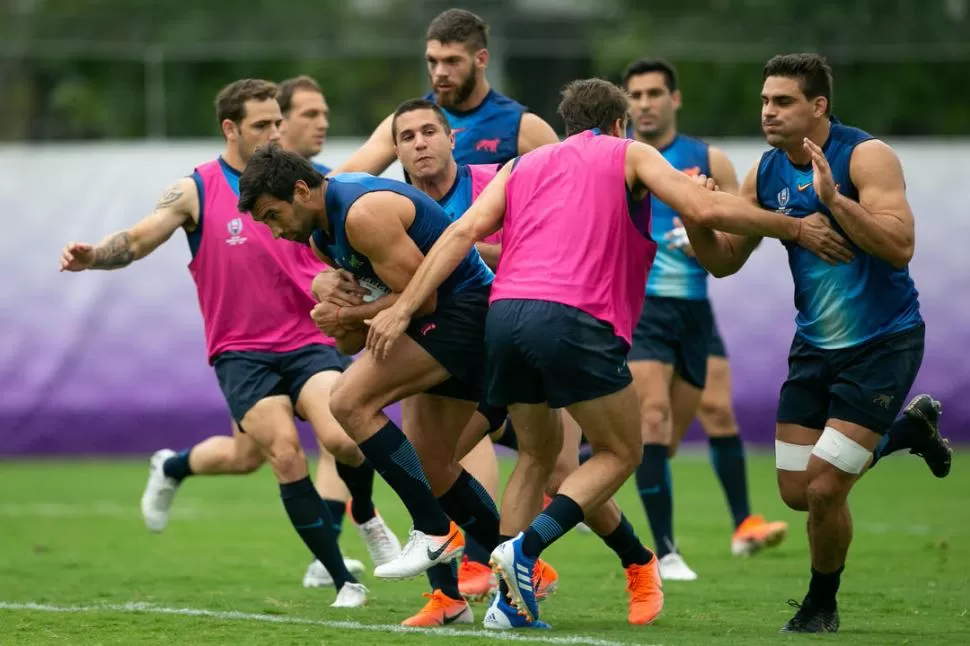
[756, 120, 922, 349]
[437, 164, 499, 218]
[644, 134, 712, 299]
[311, 160, 332, 175]
[424, 89, 526, 165]
[312, 173, 493, 300]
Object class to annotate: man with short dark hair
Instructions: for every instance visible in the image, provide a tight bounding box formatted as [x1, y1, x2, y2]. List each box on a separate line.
[621, 57, 788, 580]
[58, 79, 377, 608]
[238, 143, 516, 627]
[681, 52, 952, 633]
[275, 74, 402, 590]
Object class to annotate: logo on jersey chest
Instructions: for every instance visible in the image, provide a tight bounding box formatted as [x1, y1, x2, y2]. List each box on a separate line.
[475, 138, 501, 153]
[225, 217, 248, 245]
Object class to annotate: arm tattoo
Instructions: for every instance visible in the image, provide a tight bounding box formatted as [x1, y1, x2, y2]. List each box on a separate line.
[156, 185, 184, 208]
[92, 231, 135, 269]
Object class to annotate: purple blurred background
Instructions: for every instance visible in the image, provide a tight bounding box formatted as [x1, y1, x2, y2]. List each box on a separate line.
[1, 140, 966, 456]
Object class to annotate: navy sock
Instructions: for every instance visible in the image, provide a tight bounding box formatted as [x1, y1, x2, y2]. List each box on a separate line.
[521, 494, 584, 559]
[427, 560, 462, 601]
[335, 460, 376, 524]
[578, 443, 593, 465]
[871, 415, 920, 468]
[807, 565, 843, 611]
[437, 469, 500, 559]
[280, 477, 355, 590]
[357, 421, 450, 535]
[602, 514, 654, 568]
[637, 443, 675, 558]
[322, 498, 345, 536]
[709, 435, 751, 529]
[464, 536, 492, 565]
[162, 449, 193, 482]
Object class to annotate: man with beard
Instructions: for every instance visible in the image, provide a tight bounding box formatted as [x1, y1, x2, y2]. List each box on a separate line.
[334, 7, 563, 601]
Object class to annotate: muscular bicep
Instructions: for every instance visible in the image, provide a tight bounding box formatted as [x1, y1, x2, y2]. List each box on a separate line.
[851, 140, 914, 228]
[708, 147, 740, 196]
[345, 195, 425, 293]
[332, 114, 396, 175]
[517, 113, 559, 154]
[128, 177, 198, 258]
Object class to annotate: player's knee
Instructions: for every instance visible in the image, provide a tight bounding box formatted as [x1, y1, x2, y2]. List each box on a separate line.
[328, 381, 369, 437]
[805, 470, 849, 509]
[699, 398, 736, 435]
[265, 437, 307, 481]
[234, 450, 265, 474]
[323, 432, 361, 466]
[640, 398, 671, 444]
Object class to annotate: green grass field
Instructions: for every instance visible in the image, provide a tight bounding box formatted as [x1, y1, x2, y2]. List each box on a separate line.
[1, 452, 968, 645]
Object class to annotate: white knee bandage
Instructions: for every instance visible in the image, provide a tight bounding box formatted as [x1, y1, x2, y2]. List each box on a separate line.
[775, 440, 813, 471]
[811, 426, 872, 475]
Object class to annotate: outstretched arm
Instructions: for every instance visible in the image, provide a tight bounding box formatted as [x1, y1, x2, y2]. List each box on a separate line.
[331, 113, 397, 176]
[59, 177, 198, 271]
[681, 164, 765, 277]
[627, 142, 853, 270]
[365, 161, 511, 358]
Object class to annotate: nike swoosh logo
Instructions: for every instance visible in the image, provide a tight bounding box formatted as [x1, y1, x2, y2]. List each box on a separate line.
[294, 518, 324, 530]
[797, 183, 812, 191]
[427, 530, 459, 560]
[442, 608, 467, 624]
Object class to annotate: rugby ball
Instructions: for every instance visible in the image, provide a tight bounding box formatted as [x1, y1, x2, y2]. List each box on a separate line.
[357, 276, 391, 303]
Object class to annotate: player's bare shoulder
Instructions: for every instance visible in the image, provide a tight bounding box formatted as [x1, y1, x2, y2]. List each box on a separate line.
[517, 112, 560, 154]
[157, 176, 202, 229]
[345, 191, 415, 243]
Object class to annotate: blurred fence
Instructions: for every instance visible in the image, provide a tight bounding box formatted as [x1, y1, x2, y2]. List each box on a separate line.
[1, 137, 967, 456]
[1, 0, 970, 139]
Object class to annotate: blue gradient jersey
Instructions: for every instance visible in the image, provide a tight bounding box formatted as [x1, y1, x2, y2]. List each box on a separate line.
[644, 134, 712, 299]
[424, 89, 526, 165]
[311, 173, 493, 301]
[756, 119, 922, 349]
[311, 160, 332, 175]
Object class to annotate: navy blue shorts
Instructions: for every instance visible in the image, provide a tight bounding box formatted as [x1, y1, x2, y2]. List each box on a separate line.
[485, 299, 632, 409]
[629, 296, 714, 389]
[213, 344, 352, 425]
[708, 310, 728, 358]
[407, 284, 490, 402]
[776, 323, 925, 435]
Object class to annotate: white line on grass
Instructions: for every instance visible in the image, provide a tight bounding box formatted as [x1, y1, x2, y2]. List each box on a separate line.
[0, 601, 657, 646]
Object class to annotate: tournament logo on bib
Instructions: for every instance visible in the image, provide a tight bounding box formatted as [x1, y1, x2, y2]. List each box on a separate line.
[226, 217, 247, 246]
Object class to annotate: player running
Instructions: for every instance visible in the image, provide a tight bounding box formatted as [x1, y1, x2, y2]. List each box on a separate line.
[679, 53, 952, 633]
